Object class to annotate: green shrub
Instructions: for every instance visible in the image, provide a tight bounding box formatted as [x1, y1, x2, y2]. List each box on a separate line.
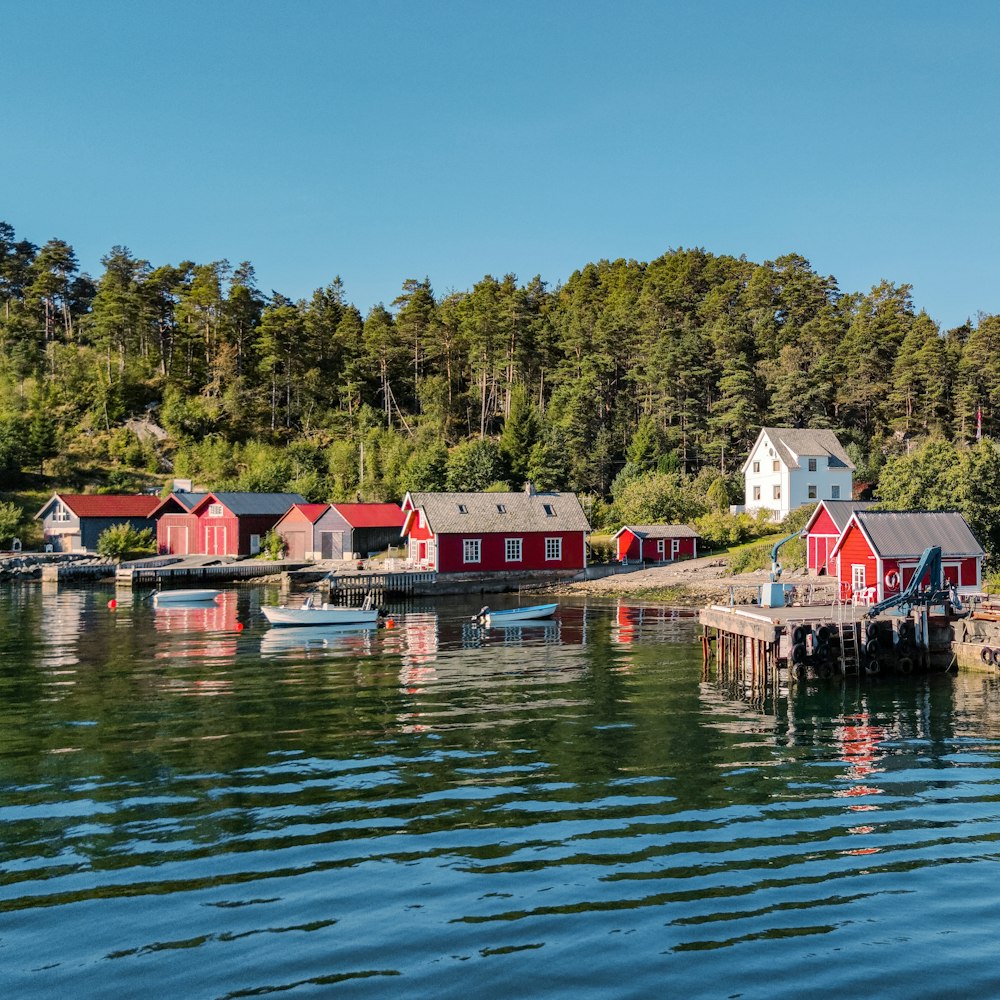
[96, 523, 156, 561]
[261, 530, 286, 560]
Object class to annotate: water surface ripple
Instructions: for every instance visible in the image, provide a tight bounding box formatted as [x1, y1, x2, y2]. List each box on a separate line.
[3, 589, 1000, 998]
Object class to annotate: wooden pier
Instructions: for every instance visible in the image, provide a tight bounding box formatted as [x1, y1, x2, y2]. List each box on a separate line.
[117, 559, 311, 587]
[699, 598, 957, 684]
[320, 571, 438, 603]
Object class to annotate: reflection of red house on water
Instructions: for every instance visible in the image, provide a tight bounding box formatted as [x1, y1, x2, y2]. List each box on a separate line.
[613, 524, 699, 564]
[801, 500, 874, 576]
[830, 510, 984, 604]
[401, 486, 590, 573]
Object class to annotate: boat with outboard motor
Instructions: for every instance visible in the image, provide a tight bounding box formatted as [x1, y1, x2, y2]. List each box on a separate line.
[262, 592, 379, 627]
[152, 589, 221, 605]
[473, 602, 558, 625]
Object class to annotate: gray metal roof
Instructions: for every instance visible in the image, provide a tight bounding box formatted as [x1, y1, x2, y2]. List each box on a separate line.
[211, 492, 306, 516]
[818, 499, 875, 532]
[407, 490, 590, 533]
[853, 510, 985, 558]
[746, 427, 855, 471]
[617, 524, 700, 539]
[173, 492, 209, 511]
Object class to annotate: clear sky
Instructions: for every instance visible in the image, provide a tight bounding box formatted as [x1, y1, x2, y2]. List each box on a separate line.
[5, 1, 999, 329]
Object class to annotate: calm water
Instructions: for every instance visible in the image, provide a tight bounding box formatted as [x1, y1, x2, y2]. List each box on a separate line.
[4, 586, 1000, 999]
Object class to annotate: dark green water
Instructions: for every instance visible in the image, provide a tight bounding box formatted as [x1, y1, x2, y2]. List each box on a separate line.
[4, 586, 1000, 999]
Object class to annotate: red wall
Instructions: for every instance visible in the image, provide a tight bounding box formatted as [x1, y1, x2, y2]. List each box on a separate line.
[157, 513, 199, 554]
[617, 531, 696, 562]
[836, 524, 877, 592]
[436, 531, 586, 573]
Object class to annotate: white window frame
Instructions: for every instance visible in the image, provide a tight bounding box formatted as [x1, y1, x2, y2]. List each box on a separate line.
[208, 503, 224, 518]
[505, 537, 522, 562]
[808, 458, 817, 472]
[752, 461, 760, 473]
[808, 484, 817, 499]
[773, 484, 781, 500]
[463, 538, 481, 564]
[831, 486, 841, 499]
[52, 504, 71, 523]
[753, 486, 761, 501]
[545, 537, 562, 561]
[852, 564, 866, 592]
[772, 460, 780, 472]
[657, 539, 665, 559]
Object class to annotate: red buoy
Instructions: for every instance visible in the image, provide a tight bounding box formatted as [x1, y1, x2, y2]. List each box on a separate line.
[107, 598, 117, 610]
[235, 622, 244, 632]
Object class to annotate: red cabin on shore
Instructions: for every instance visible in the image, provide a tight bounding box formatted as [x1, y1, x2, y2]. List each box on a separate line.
[830, 510, 985, 603]
[273, 502, 405, 561]
[167, 492, 306, 557]
[152, 491, 210, 555]
[401, 487, 590, 574]
[613, 524, 699, 563]
[801, 500, 874, 576]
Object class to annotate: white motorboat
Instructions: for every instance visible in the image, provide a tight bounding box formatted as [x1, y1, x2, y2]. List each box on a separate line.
[262, 601, 379, 627]
[475, 602, 558, 625]
[152, 589, 221, 605]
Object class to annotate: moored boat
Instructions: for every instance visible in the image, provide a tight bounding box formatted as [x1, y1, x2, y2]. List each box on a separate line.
[262, 602, 379, 627]
[152, 589, 221, 605]
[475, 602, 558, 625]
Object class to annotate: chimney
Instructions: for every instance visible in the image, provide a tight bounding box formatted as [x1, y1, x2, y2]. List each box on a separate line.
[524, 481, 535, 495]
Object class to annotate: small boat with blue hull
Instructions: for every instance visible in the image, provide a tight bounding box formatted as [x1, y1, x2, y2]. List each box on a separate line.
[474, 602, 558, 625]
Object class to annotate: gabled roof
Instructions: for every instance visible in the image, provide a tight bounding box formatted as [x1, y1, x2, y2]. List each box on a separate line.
[742, 427, 855, 473]
[150, 491, 209, 517]
[331, 503, 405, 528]
[802, 499, 876, 535]
[36, 493, 160, 520]
[273, 503, 331, 528]
[613, 524, 700, 539]
[831, 510, 985, 560]
[402, 490, 590, 535]
[190, 492, 307, 517]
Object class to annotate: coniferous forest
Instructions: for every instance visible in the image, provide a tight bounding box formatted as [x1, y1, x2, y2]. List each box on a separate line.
[2, 220, 1000, 554]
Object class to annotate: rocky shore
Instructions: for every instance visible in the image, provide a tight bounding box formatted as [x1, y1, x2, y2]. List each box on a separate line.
[0, 553, 110, 582]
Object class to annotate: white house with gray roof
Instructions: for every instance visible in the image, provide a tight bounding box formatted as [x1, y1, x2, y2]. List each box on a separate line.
[741, 427, 854, 520]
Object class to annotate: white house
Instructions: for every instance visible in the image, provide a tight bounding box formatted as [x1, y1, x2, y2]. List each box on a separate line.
[741, 427, 854, 520]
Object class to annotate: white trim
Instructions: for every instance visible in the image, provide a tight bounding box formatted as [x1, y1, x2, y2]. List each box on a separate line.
[463, 538, 481, 564]
[505, 537, 522, 562]
[544, 537, 562, 561]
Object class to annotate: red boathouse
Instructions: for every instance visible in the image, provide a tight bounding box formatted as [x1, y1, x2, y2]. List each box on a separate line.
[801, 500, 874, 576]
[613, 524, 699, 564]
[401, 487, 590, 574]
[830, 510, 984, 603]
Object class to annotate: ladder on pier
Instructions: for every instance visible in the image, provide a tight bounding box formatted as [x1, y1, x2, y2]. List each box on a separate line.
[835, 593, 862, 675]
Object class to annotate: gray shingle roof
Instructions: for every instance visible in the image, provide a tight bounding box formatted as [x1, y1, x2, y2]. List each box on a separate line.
[853, 510, 985, 558]
[407, 490, 590, 533]
[616, 524, 700, 539]
[211, 492, 306, 516]
[748, 427, 855, 471]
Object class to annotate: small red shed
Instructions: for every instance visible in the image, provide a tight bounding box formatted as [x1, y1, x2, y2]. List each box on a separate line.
[401, 487, 590, 574]
[613, 524, 699, 563]
[273, 502, 405, 561]
[152, 491, 210, 555]
[830, 510, 985, 603]
[187, 492, 306, 557]
[801, 500, 874, 576]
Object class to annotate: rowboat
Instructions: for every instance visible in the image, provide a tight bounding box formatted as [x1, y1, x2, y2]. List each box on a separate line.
[476, 602, 558, 625]
[261, 603, 379, 627]
[152, 589, 221, 605]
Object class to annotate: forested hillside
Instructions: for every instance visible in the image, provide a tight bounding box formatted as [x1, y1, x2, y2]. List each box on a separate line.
[2, 220, 999, 552]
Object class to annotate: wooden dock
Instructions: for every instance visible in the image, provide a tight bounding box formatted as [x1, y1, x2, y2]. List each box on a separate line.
[116, 559, 311, 587]
[699, 599, 957, 683]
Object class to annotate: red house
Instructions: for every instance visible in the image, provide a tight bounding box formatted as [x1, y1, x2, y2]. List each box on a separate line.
[179, 492, 306, 557]
[801, 500, 874, 576]
[830, 510, 985, 603]
[613, 524, 699, 563]
[151, 491, 210, 555]
[401, 487, 590, 574]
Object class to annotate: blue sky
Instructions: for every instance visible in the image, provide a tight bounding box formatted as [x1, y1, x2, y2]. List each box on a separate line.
[5, 1, 999, 329]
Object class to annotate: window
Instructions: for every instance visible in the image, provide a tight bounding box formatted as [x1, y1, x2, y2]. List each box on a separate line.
[52, 504, 70, 523]
[773, 485, 781, 500]
[831, 486, 841, 499]
[657, 539, 665, 558]
[505, 537, 522, 562]
[772, 460, 780, 472]
[545, 537, 562, 561]
[808, 484, 817, 499]
[542, 503, 556, 517]
[496, 503, 506, 513]
[808, 458, 817, 472]
[753, 486, 761, 501]
[457, 504, 468, 514]
[208, 503, 224, 518]
[752, 461, 760, 474]
[463, 538, 481, 563]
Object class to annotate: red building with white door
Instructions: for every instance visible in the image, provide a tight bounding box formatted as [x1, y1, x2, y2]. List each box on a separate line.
[613, 524, 699, 563]
[167, 492, 306, 557]
[401, 487, 590, 574]
[801, 500, 874, 576]
[830, 510, 984, 603]
[152, 491, 209, 555]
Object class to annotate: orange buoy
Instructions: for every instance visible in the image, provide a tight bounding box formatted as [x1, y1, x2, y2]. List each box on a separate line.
[107, 598, 117, 610]
[386, 618, 395, 629]
[235, 622, 244, 632]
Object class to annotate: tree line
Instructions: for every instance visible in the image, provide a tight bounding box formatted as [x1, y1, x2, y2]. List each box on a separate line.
[2, 219, 999, 554]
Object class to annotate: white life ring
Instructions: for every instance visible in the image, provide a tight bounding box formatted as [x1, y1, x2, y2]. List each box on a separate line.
[884, 570, 900, 590]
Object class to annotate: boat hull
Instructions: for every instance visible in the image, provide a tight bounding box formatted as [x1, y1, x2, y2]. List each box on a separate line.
[484, 603, 558, 625]
[262, 605, 379, 627]
[152, 589, 221, 605]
